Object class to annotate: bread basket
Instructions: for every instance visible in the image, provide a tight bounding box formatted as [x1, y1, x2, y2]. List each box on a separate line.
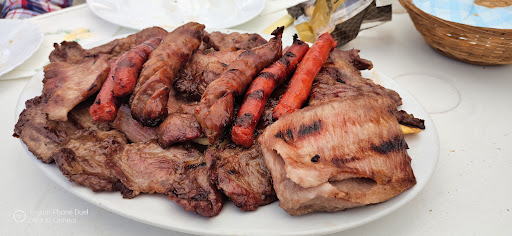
[399, 0, 512, 65]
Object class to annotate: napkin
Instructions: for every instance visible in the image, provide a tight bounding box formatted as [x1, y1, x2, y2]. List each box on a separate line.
[413, 0, 512, 29]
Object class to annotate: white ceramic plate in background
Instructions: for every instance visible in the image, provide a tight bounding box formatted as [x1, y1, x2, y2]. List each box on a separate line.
[87, 0, 267, 30]
[15, 32, 439, 235]
[0, 19, 43, 79]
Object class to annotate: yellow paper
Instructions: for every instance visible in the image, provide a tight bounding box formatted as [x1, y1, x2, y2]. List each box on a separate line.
[295, 0, 346, 42]
[262, 14, 294, 35]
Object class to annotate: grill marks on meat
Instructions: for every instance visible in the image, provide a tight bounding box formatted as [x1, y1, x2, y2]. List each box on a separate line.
[258, 95, 416, 215]
[174, 50, 244, 100]
[131, 23, 205, 126]
[205, 31, 267, 51]
[206, 144, 276, 211]
[15, 99, 129, 192]
[108, 142, 223, 217]
[14, 96, 74, 163]
[53, 129, 127, 192]
[309, 49, 424, 129]
[196, 27, 284, 144]
[43, 42, 110, 121]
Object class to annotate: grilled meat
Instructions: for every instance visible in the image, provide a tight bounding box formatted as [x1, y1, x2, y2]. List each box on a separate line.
[53, 129, 127, 192]
[174, 49, 244, 100]
[195, 27, 283, 144]
[206, 143, 276, 211]
[113, 104, 158, 143]
[309, 49, 424, 129]
[258, 94, 416, 215]
[43, 43, 110, 121]
[205, 31, 267, 51]
[131, 22, 205, 126]
[14, 96, 75, 163]
[108, 142, 223, 217]
[87, 27, 168, 62]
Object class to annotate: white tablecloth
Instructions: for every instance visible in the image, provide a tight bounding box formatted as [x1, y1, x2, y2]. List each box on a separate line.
[2, 3, 512, 236]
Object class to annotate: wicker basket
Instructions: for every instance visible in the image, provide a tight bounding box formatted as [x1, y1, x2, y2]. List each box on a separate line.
[399, 0, 512, 65]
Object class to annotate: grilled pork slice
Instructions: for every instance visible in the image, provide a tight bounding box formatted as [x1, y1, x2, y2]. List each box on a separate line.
[258, 95, 416, 215]
[206, 143, 276, 211]
[205, 31, 267, 51]
[43, 43, 110, 121]
[108, 142, 223, 217]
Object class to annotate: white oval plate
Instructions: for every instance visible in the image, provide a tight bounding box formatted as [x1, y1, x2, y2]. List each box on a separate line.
[0, 19, 43, 79]
[15, 33, 439, 235]
[87, 0, 267, 30]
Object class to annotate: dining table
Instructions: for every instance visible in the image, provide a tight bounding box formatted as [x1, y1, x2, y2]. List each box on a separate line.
[2, 2, 511, 236]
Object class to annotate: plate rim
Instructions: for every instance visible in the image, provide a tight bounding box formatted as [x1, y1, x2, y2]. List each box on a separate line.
[14, 32, 439, 236]
[0, 19, 43, 78]
[86, 0, 267, 30]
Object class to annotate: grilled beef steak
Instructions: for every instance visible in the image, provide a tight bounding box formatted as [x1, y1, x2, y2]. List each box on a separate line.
[14, 95, 76, 163]
[108, 142, 223, 217]
[206, 143, 276, 211]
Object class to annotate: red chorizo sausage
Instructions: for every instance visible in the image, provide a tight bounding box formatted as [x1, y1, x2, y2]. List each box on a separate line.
[273, 33, 336, 120]
[231, 35, 309, 147]
[112, 37, 162, 97]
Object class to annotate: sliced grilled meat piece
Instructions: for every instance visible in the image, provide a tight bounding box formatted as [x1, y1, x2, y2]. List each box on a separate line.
[113, 104, 158, 143]
[53, 129, 127, 192]
[87, 26, 168, 62]
[258, 94, 416, 215]
[206, 143, 276, 211]
[174, 49, 244, 100]
[43, 43, 110, 121]
[309, 49, 424, 128]
[108, 142, 223, 217]
[205, 31, 267, 51]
